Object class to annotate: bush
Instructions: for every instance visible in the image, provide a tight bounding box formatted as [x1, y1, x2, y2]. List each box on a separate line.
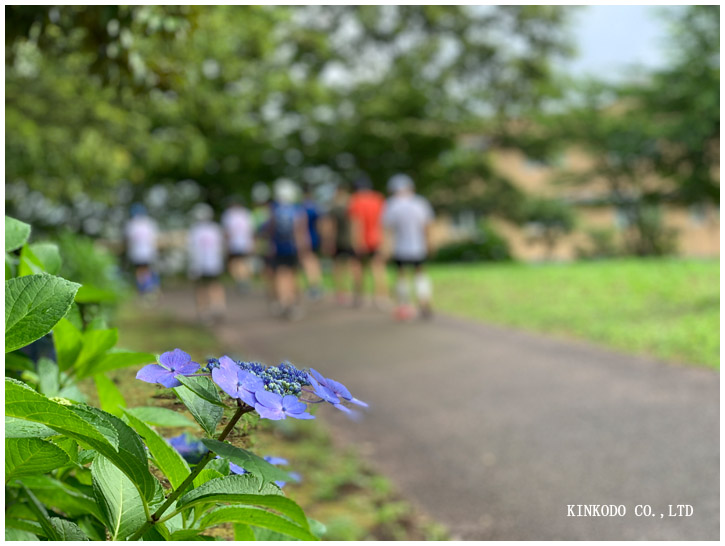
[433, 222, 512, 263]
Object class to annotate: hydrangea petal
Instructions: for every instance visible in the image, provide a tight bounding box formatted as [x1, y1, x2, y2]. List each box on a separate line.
[255, 389, 283, 408]
[281, 395, 307, 414]
[174, 360, 201, 376]
[255, 404, 285, 420]
[229, 462, 247, 475]
[136, 364, 171, 384]
[159, 348, 192, 370]
[212, 362, 241, 398]
[326, 378, 352, 400]
[263, 456, 289, 466]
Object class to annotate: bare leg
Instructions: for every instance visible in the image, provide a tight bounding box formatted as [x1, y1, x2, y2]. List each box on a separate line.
[350, 257, 364, 306]
[275, 266, 296, 309]
[229, 257, 252, 291]
[370, 255, 389, 304]
[301, 252, 323, 299]
[208, 281, 226, 321]
[332, 257, 352, 304]
[414, 264, 433, 319]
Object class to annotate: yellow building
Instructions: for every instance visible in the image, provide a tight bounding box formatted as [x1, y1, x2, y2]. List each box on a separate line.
[429, 143, 720, 261]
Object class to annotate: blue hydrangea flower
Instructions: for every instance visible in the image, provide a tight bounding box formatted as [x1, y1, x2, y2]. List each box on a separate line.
[254, 390, 314, 420]
[205, 357, 220, 372]
[308, 369, 368, 409]
[211, 356, 265, 406]
[168, 433, 208, 464]
[136, 349, 200, 388]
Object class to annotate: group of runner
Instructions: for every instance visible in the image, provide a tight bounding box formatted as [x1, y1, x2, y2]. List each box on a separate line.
[124, 173, 435, 323]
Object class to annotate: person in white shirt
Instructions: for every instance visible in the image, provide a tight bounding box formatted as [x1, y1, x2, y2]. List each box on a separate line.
[382, 174, 435, 320]
[221, 197, 254, 293]
[125, 203, 159, 295]
[188, 203, 226, 323]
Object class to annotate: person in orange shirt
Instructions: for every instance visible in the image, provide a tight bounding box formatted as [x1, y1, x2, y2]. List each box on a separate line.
[348, 173, 389, 308]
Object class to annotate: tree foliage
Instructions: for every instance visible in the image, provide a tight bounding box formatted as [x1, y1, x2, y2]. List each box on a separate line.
[6, 5, 575, 209]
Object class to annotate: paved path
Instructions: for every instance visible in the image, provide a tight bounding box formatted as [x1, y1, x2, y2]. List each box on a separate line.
[158, 289, 719, 540]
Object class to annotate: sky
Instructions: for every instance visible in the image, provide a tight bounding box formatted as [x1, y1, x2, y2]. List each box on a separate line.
[565, 5, 682, 80]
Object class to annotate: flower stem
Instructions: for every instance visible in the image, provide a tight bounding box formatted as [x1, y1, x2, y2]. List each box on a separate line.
[128, 402, 252, 541]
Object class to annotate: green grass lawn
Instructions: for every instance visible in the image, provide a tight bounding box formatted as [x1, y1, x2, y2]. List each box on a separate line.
[426, 258, 719, 369]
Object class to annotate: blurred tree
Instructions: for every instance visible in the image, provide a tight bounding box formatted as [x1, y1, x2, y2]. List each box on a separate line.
[506, 5, 718, 256]
[5, 5, 575, 221]
[634, 5, 720, 204]
[521, 197, 576, 259]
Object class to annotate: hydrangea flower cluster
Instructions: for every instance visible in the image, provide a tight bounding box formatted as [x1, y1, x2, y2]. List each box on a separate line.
[136, 349, 368, 421]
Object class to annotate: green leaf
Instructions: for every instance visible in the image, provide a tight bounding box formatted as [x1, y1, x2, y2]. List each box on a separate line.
[4, 417, 58, 438]
[6, 216, 31, 252]
[94, 374, 126, 417]
[169, 529, 214, 540]
[143, 523, 170, 541]
[5, 528, 38, 541]
[53, 317, 83, 372]
[173, 385, 223, 437]
[5, 274, 81, 353]
[57, 383, 87, 403]
[177, 474, 281, 510]
[201, 440, 291, 487]
[18, 243, 62, 276]
[76, 516, 108, 541]
[5, 438, 70, 482]
[49, 518, 90, 541]
[5, 351, 34, 372]
[67, 403, 120, 449]
[31, 243, 62, 274]
[18, 244, 43, 276]
[176, 474, 307, 530]
[123, 409, 191, 490]
[308, 519, 327, 539]
[199, 506, 317, 541]
[5, 378, 157, 501]
[75, 284, 119, 304]
[14, 475, 104, 521]
[124, 406, 196, 428]
[91, 455, 148, 541]
[6, 251, 16, 279]
[192, 468, 224, 489]
[77, 349, 155, 379]
[176, 375, 226, 407]
[5, 517, 43, 537]
[22, 485, 61, 541]
[253, 526, 300, 540]
[50, 437, 78, 464]
[233, 524, 256, 540]
[68, 404, 157, 500]
[37, 357, 60, 397]
[73, 328, 118, 377]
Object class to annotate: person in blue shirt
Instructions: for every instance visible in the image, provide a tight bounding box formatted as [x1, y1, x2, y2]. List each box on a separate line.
[268, 179, 310, 320]
[300, 184, 324, 301]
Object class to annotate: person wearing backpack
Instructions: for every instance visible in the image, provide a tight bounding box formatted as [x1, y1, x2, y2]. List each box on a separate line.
[269, 179, 309, 320]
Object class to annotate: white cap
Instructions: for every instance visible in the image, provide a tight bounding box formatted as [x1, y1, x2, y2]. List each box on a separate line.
[274, 178, 299, 205]
[387, 173, 414, 194]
